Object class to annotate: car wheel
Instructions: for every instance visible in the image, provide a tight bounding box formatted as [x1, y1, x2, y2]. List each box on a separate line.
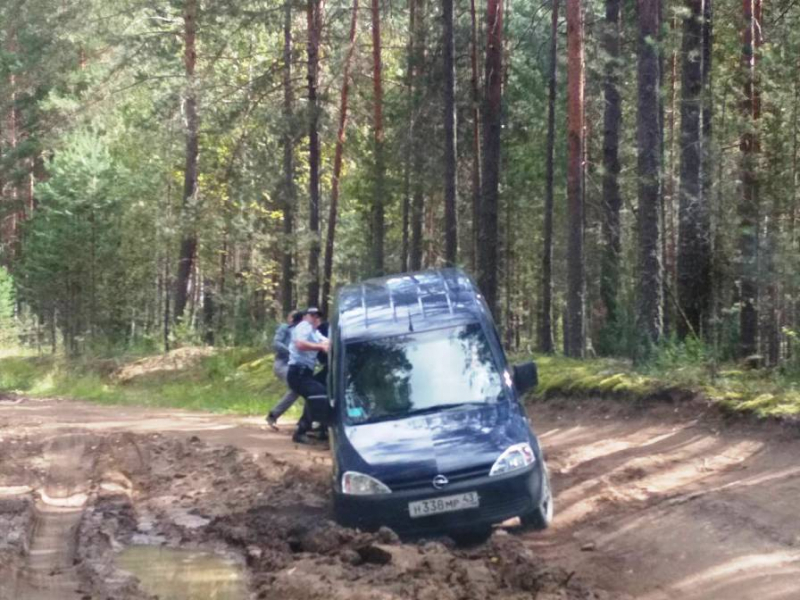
[450, 526, 493, 546]
[521, 463, 554, 531]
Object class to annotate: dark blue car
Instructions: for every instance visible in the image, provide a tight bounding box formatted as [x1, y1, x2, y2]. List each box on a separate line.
[328, 269, 553, 541]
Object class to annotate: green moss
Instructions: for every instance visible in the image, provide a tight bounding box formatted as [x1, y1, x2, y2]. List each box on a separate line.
[526, 354, 800, 420]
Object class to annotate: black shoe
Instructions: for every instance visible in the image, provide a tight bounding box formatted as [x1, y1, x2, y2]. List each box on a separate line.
[292, 431, 311, 444]
[266, 414, 279, 431]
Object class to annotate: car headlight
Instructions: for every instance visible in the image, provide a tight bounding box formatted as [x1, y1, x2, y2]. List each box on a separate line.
[341, 471, 392, 495]
[489, 443, 536, 476]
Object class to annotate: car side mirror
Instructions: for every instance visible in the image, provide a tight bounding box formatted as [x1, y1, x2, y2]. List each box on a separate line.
[513, 361, 538, 396]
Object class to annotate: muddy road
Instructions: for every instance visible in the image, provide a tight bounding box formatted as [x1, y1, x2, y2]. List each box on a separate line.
[0, 394, 798, 599]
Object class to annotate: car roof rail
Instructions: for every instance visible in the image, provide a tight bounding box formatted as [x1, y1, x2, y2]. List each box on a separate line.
[388, 283, 398, 322]
[360, 284, 369, 328]
[438, 269, 455, 315]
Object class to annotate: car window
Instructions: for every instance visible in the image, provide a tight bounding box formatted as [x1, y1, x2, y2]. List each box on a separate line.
[344, 322, 505, 424]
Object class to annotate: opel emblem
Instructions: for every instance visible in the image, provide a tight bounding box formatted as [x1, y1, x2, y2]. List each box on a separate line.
[432, 475, 449, 489]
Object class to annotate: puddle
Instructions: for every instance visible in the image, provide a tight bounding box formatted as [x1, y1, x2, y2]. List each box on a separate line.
[116, 546, 248, 600]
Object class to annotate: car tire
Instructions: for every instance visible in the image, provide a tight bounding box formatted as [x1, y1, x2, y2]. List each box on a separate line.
[521, 463, 554, 531]
[450, 526, 493, 547]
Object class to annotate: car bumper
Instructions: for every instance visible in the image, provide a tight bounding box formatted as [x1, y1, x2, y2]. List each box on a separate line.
[333, 464, 544, 536]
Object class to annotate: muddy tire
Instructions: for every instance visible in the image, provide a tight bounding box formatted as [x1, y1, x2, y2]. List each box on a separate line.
[450, 526, 493, 546]
[521, 464, 553, 531]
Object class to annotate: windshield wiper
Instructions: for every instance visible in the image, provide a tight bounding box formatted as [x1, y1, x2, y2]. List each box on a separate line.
[354, 402, 487, 425]
[405, 402, 486, 417]
[356, 413, 404, 425]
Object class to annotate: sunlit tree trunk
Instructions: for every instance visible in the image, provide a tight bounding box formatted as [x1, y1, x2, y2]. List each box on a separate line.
[739, 0, 759, 358]
[306, 0, 323, 306]
[600, 0, 622, 337]
[637, 0, 663, 347]
[321, 0, 359, 313]
[539, 0, 558, 354]
[564, 0, 585, 357]
[469, 0, 482, 272]
[174, 0, 200, 322]
[281, 0, 295, 315]
[402, 0, 416, 272]
[442, 0, 458, 265]
[663, 17, 678, 337]
[409, 0, 427, 271]
[369, 0, 386, 276]
[478, 0, 504, 316]
[677, 0, 709, 338]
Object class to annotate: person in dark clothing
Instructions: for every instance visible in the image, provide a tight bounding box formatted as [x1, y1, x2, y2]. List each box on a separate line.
[266, 310, 304, 429]
[287, 308, 330, 444]
[313, 320, 329, 385]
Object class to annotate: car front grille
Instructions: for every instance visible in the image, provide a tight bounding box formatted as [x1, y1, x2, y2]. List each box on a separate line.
[386, 463, 493, 492]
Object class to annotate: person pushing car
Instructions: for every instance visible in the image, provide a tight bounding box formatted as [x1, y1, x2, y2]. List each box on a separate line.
[287, 307, 330, 444]
[266, 310, 304, 430]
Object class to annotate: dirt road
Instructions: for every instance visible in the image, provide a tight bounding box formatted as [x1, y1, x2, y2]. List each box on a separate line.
[1, 394, 798, 599]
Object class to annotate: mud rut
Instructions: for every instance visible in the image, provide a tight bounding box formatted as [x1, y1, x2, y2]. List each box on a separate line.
[1, 395, 800, 600]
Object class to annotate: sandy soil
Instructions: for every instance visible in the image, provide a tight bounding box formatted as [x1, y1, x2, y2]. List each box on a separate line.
[0, 393, 798, 599]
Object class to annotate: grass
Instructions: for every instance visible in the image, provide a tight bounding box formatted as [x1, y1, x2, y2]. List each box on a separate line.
[529, 354, 800, 419]
[4, 345, 800, 422]
[0, 347, 291, 416]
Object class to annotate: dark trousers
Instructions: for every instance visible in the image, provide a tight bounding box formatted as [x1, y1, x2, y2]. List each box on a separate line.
[287, 365, 329, 434]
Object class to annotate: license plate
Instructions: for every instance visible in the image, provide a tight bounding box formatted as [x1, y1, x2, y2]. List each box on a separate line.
[408, 492, 480, 518]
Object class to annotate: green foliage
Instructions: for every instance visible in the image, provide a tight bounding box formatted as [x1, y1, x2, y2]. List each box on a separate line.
[19, 129, 133, 352]
[0, 348, 291, 416]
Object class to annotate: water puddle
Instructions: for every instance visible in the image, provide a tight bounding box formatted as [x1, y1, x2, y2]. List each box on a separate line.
[116, 546, 248, 600]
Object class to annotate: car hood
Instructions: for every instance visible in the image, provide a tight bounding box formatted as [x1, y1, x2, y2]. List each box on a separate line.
[342, 402, 529, 480]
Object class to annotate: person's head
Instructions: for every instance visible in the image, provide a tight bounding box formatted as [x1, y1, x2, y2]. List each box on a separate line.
[289, 310, 304, 326]
[304, 307, 325, 329]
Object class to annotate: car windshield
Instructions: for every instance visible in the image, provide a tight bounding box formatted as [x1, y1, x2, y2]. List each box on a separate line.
[343, 322, 505, 424]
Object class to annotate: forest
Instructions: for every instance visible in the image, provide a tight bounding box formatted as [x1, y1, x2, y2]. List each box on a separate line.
[0, 0, 797, 367]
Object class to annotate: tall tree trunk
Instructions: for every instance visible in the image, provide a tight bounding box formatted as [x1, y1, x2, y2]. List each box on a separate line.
[2, 31, 19, 259]
[443, 0, 458, 265]
[600, 0, 622, 339]
[307, 0, 323, 306]
[321, 0, 359, 313]
[739, 0, 758, 358]
[174, 0, 200, 322]
[202, 278, 214, 345]
[701, 0, 715, 343]
[676, 0, 709, 338]
[402, 0, 416, 272]
[478, 0, 504, 316]
[539, 0, 559, 354]
[663, 17, 678, 336]
[565, 0, 585, 357]
[701, 0, 713, 225]
[370, 0, 386, 276]
[637, 0, 663, 347]
[790, 63, 800, 360]
[281, 0, 295, 315]
[469, 0, 482, 272]
[410, 0, 427, 271]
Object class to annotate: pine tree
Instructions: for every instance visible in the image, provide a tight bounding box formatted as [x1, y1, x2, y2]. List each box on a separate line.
[565, 0, 585, 357]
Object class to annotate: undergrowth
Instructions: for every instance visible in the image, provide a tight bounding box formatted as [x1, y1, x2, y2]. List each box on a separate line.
[0, 348, 290, 416]
[531, 353, 800, 419]
[4, 342, 800, 421]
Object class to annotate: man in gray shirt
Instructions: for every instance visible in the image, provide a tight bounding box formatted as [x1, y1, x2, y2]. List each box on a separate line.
[266, 311, 304, 429]
[287, 308, 330, 443]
